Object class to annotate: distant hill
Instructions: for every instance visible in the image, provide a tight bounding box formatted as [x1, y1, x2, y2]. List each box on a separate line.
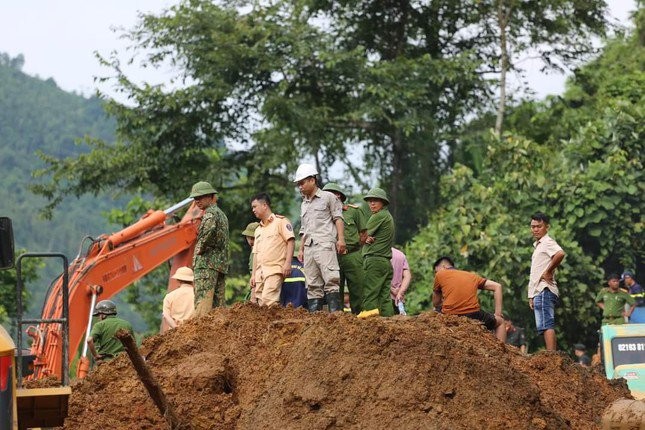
[0, 53, 144, 326]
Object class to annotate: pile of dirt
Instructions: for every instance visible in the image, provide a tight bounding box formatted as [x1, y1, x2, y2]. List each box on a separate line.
[62, 304, 631, 429]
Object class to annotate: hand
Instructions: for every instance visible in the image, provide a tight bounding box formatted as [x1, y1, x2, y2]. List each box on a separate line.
[94, 354, 105, 362]
[529, 298, 534, 310]
[250, 277, 256, 288]
[282, 263, 291, 277]
[336, 240, 346, 255]
[365, 235, 375, 244]
[395, 291, 405, 305]
[298, 248, 304, 263]
[539, 271, 554, 286]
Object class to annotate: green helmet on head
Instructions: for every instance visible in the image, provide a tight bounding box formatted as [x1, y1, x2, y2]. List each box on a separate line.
[93, 300, 117, 316]
[323, 182, 347, 201]
[363, 187, 389, 204]
[242, 222, 260, 237]
[189, 181, 218, 198]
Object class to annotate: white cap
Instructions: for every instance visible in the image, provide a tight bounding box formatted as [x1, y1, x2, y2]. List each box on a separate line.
[293, 163, 318, 182]
[171, 266, 194, 282]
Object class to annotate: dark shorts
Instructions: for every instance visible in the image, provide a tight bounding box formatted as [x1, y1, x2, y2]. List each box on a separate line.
[461, 310, 498, 331]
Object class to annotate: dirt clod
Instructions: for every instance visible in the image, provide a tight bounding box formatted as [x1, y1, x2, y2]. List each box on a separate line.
[62, 303, 631, 429]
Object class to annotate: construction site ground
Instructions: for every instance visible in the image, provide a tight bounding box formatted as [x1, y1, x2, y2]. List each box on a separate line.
[60, 303, 632, 429]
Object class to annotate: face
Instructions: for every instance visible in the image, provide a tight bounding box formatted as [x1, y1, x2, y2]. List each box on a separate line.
[251, 199, 269, 220]
[366, 198, 384, 213]
[608, 278, 620, 290]
[245, 236, 255, 247]
[194, 194, 216, 210]
[297, 177, 317, 196]
[331, 191, 344, 202]
[530, 219, 549, 240]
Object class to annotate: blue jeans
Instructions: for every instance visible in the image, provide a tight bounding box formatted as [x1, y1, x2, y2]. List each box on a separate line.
[533, 289, 558, 334]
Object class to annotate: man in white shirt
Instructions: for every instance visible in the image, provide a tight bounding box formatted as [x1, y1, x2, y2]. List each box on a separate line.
[528, 212, 565, 351]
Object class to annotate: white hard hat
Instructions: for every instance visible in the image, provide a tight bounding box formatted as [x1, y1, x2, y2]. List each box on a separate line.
[293, 163, 318, 182]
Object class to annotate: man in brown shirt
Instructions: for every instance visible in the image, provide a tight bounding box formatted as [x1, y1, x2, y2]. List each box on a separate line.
[432, 256, 506, 342]
[251, 192, 295, 307]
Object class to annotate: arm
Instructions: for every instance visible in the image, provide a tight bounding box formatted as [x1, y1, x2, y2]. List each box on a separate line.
[297, 235, 304, 263]
[395, 268, 412, 304]
[432, 290, 443, 310]
[87, 337, 102, 361]
[162, 311, 177, 329]
[283, 238, 295, 277]
[540, 250, 565, 285]
[482, 279, 503, 316]
[335, 218, 346, 254]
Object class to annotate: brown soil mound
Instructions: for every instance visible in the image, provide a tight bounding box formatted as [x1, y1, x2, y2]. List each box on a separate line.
[62, 304, 631, 430]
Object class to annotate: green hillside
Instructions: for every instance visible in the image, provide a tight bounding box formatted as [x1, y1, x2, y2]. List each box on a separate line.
[0, 53, 144, 326]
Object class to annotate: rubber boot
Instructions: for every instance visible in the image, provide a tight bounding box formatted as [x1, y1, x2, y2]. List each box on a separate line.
[326, 292, 342, 312]
[308, 298, 323, 313]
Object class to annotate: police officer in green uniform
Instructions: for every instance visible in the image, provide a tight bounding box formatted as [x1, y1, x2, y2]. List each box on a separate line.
[87, 300, 134, 363]
[189, 181, 230, 317]
[595, 273, 635, 325]
[358, 187, 395, 319]
[323, 182, 367, 314]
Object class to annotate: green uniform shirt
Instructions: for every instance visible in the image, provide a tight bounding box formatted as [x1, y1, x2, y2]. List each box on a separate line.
[362, 208, 394, 259]
[595, 288, 635, 320]
[193, 204, 230, 274]
[90, 315, 134, 358]
[342, 204, 367, 251]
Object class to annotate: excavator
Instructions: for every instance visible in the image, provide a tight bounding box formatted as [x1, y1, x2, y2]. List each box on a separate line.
[0, 198, 202, 428]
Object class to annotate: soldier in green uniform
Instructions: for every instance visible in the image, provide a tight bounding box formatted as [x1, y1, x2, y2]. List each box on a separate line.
[242, 222, 260, 301]
[595, 273, 635, 325]
[189, 181, 230, 317]
[323, 182, 367, 314]
[358, 187, 395, 319]
[87, 300, 134, 363]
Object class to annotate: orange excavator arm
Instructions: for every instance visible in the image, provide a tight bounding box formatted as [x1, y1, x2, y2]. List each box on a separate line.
[28, 198, 202, 381]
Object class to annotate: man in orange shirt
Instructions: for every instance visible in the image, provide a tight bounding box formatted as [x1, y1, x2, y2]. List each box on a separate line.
[251, 192, 296, 307]
[432, 256, 506, 342]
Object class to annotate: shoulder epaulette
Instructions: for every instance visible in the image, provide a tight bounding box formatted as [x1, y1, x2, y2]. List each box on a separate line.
[346, 204, 360, 209]
[274, 214, 286, 219]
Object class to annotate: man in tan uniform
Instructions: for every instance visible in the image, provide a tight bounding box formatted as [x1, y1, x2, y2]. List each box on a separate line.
[251, 192, 295, 307]
[294, 163, 346, 312]
[162, 266, 195, 332]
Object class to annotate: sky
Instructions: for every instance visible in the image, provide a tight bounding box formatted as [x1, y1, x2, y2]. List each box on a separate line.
[0, 1, 638, 103]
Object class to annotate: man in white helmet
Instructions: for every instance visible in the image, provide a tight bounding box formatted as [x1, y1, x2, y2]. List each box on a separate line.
[294, 163, 346, 312]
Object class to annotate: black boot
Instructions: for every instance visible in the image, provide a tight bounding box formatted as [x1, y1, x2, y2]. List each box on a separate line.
[326, 292, 342, 312]
[308, 298, 322, 313]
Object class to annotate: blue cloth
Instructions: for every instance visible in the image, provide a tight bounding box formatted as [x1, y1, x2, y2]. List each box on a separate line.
[534, 288, 558, 334]
[280, 258, 307, 308]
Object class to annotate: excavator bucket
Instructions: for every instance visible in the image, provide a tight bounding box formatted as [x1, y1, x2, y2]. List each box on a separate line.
[16, 386, 71, 429]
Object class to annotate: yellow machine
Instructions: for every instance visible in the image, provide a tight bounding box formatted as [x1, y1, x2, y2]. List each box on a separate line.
[0, 217, 71, 429]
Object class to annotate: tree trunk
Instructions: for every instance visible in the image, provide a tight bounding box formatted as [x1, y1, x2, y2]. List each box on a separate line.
[495, 0, 511, 136]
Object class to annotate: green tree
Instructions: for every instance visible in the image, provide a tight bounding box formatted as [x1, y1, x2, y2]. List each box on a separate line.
[0, 250, 42, 326]
[405, 20, 643, 351]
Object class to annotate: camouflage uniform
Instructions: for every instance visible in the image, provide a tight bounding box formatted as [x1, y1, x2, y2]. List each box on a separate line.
[193, 204, 230, 316]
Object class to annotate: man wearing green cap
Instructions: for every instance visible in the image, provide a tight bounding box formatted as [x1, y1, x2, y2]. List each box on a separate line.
[358, 187, 395, 319]
[323, 182, 367, 314]
[189, 181, 230, 317]
[242, 221, 260, 301]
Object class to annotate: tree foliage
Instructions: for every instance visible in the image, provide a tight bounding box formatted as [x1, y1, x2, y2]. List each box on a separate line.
[405, 20, 643, 351]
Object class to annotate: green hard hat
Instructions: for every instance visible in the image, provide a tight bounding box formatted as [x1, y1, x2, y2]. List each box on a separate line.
[189, 181, 218, 198]
[363, 187, 389, 204]
[93, 300, 117, 316]
[323, 182, 347, 201]
[242, 222, 260, 237]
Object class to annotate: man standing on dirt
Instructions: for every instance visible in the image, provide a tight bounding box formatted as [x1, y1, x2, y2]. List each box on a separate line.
[294, 163, 346, 312]
[432, 256, 506, 342]
[358, 187, 395, 319]
[251, 192, 295, 307]
[242, 221, 260, 301]
[595, 273, 635, 325]
[190, 181, 230, 317]
[323, 182, 367, 314]
[390, 247, 412, 315]
[528, 212, 565, 351]
[622, 270, 645, 323]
